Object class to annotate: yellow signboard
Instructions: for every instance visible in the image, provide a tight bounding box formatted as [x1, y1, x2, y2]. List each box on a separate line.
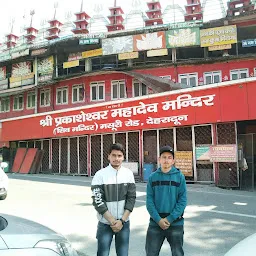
[118, 52, 139, 60]
[200, 25, 237, 47]
[175, 151, 193, 177]
[208, 44, 232, 51]
[82, 48, 103, 59]
[147, 48, 168, 57]
[10, 73, 34, 83]
[63, 60, 80, 69]
[9, 73, 34, 88]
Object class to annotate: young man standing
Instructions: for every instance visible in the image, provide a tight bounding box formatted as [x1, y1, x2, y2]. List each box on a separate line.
[91, 143, 136, 256]
[146, 146, 187, 256]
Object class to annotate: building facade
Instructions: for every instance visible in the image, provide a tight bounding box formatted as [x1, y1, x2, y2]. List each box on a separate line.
[0, 0, 256, 190]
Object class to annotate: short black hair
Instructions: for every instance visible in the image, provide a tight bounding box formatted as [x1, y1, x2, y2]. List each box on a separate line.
[109, 143, 125, 155]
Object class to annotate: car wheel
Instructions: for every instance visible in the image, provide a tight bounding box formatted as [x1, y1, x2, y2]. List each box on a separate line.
[0, 195, 7, 200]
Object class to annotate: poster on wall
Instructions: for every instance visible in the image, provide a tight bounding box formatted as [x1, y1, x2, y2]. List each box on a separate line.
[133, 31, 166, 51]
[0, 67, 6, 81]
[102, 36, 133, 55]
[210, 144, 237, 162]
[0, 66, 8, 90]
[37, 56, 54, 83]
[200, 25, 237, 48]
[196, 145, 211, 161]
[10, 62, 34, 88]
[166, 28, 200, 48]
[175, 151, 193, 177]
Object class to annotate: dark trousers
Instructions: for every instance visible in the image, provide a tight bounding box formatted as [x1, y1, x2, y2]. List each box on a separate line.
[96, 221, 130, 256]
[145, 225, 184, 256]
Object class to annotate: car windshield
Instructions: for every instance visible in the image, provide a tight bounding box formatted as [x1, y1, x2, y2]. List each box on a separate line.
[0, 216, 8, 231]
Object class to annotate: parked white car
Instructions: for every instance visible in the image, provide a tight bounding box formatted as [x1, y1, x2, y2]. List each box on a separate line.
[224, 233, 256, 256]
[0, 213, 79, 255]
[0, 162, 8, 200]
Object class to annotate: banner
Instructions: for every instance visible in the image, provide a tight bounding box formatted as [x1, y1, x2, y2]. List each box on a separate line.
[63, 60, 80, 69]
[0, 67, 7, 90]
[31, 48, 48, 56]
[210, 145, 237, 162]
[175, 151, 193, 177]
[133, 32, 166, 51]
[1, 89, 219, 141]
[0, 67, 6, 81]
[12, 62, 32, 78]
[0, 79, 8, 90]
[11, 49, 29, 59]
[79, 38, 100, 45]
[147, 49, 168, 57]
[68, 53, 82, 61]
[37, 56, 54, 82]
[168, 21, 203, 29]
[82, 48, 103, 58]
[166, 28, 200, 48]
[118, 52, 139, 60]
[200, 25, 237, 47]
[9, 73, 34, 88]
[208, 44, 232, 51]
[242, 39, 256, 48]
[102, 36, 133, 55]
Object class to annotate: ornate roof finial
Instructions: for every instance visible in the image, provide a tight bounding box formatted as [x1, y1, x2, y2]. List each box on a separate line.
[9, 17, 15, 34]
[132, 0, 141, 9]
[65, 11, 72, 21]
[80, 0, 84, 12]
[53, 2, 59, 19]
[30, 9, 35, 27]
[94, 3, 103, 14]
[114, 0, 117, 7]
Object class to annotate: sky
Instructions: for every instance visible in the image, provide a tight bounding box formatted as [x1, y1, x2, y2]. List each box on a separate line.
[0, 0, 229, 41]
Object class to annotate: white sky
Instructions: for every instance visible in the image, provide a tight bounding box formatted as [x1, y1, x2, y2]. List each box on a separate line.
[0, 0, 229, 41]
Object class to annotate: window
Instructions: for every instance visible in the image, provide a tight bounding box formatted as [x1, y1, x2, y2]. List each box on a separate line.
[0, 97, 10, 113]
[72, 84, 84, 103]
[56, 87, 68, 105]
[230, 69, 249, 80]
[13, 95, 24, 111]
[40, 89, 50, 107]
[90, 82, 105, 101]
[204, 71, 221, 85]
[27, 91, 36, 109]
[111, 80, 126, 100]
[178, 73, 198, 87]
[133, 80, 147, 97]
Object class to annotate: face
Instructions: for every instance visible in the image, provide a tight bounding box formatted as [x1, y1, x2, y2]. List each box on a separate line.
[159, 152, 175, 172]
[108, 149, 124, 169]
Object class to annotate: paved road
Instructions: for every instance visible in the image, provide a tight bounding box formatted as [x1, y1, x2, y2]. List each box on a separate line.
[1, 173, 256, 256]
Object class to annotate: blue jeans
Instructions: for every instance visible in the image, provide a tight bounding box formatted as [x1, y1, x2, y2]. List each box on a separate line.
[96, 221, 130, 256]
[145, 225, 184, 256]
